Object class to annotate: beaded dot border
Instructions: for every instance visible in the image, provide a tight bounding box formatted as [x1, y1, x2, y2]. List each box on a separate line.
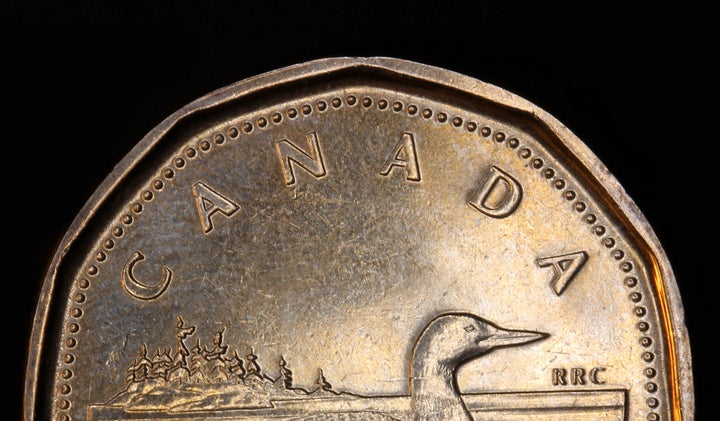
[58, 93, 659, 419]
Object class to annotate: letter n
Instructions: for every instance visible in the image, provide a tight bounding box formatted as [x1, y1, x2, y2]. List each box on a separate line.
[379, 132, 421, 182]
[192, 182, 240, 234]
[275, 131, 327, 185]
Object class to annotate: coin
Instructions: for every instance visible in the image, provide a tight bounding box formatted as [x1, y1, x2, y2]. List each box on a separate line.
[24, 57, 693, 420]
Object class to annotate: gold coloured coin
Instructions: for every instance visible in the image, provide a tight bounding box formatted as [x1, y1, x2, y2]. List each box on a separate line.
[25, 57, 693, 420]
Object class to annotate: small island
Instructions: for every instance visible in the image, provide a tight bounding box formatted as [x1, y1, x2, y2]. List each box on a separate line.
[104, 316, 347, 413]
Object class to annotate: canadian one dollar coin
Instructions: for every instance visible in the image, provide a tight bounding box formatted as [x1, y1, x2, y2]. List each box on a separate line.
[25, 57, 694, 420]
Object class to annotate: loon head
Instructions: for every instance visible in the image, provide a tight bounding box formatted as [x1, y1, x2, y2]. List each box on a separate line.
[413, 313, 547, 368]
[409, 313, 548, 420]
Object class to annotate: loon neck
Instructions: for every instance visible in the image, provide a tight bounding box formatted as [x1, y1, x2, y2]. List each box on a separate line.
[410, 359, 472, 421]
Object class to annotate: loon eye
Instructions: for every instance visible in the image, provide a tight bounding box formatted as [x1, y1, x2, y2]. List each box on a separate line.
[464, 324, 476, 332]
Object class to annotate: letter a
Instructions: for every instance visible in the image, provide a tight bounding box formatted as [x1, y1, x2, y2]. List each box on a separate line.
[536, 251, 588, 296]
[192, 181, 240, 234]
[468, 166, 522, 218]
[379, 132, 421, 182]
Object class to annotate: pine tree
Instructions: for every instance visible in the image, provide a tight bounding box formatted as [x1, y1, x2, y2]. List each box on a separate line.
[125, 358, 139, 385]
[314, 368, 333, 392]
[278, 356, 294, 390]
[134, 344, 152, 383]
[188, 339, 204, 381]
[227, 350, 246, 381]
[244, 347, 262, 380]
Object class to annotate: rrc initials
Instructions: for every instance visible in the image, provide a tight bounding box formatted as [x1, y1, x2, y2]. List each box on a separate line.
[552, 367, 606, 386]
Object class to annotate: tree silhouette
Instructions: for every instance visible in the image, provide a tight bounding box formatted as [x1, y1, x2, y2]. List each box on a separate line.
[278, 356, 294, 389]
[314, 369, 333, 392]
[188, 339, 205, 382]
[244, 346, 263, 380]
[126, 344, 152, 384]
[227, 350, 246, 381]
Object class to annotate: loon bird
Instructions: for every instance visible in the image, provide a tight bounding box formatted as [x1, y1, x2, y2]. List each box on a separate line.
[293, 312, 548, 421]
[408, 312, 547, 420]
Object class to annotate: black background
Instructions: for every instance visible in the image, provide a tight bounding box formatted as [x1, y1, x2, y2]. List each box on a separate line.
[5, 2, 709, 419]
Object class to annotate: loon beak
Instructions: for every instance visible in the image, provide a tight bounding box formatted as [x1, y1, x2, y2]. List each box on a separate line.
[482, 327, 548, 349]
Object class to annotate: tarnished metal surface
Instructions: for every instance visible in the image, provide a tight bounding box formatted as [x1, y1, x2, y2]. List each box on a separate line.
[25, 57, 693, 420]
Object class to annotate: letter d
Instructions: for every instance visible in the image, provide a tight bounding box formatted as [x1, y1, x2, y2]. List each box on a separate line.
[468, 166, 522, 218]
